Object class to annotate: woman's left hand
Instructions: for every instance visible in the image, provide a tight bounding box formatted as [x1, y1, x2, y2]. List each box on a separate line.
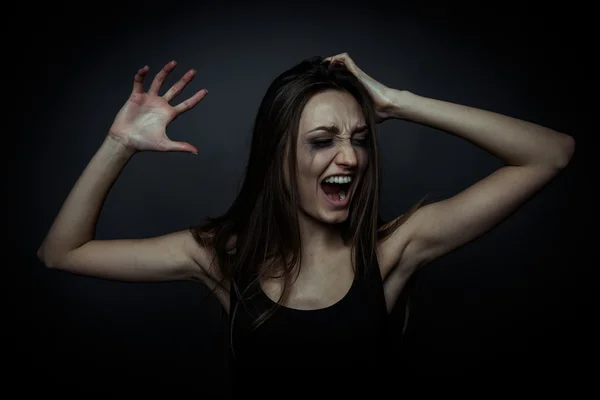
[323, 53, 395, 123]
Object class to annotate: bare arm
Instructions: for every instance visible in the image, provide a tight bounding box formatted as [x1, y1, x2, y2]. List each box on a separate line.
[388, 90, 575, 269]
[38, 136, 133, 265]
[37, 61, 215, 284]
[37, 136, 209, 282]
[323, 53, 575, 309]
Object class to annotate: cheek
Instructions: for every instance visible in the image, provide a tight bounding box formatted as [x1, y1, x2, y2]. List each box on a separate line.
[309, 150, 336, 170]
[297, 149, 326, 178]
[296, 157, 323, 199]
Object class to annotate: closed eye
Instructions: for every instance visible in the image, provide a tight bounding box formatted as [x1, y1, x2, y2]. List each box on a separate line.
[311, 140, 333, 148]
[310, 138, 369, 148]
[352, 138, 369, 147]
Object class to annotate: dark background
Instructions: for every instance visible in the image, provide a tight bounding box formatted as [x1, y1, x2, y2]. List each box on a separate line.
[21, 0, 593, 389]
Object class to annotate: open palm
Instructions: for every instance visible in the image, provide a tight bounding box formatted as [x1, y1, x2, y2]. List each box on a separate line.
[109, 60, 207, 154]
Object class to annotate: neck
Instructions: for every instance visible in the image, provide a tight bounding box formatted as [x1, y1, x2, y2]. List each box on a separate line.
[297, 211, 346, 261]
[263, 212, 349, 281]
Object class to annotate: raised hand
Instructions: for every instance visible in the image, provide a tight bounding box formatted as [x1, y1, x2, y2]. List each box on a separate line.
[324, 53, 395, 123]
[108, 60, 207, 154]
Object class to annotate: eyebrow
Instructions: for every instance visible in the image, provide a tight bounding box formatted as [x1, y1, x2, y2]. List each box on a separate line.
[306, 124, 368, 135]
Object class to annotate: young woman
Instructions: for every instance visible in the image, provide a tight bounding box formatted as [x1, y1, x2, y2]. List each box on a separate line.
[37, 54, 575, 370]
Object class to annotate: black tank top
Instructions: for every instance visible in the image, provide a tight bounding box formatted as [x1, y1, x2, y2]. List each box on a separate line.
[226, 252, 389, 369]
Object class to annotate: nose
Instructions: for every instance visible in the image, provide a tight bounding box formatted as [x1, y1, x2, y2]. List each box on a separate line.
[335, 141, 358, 167]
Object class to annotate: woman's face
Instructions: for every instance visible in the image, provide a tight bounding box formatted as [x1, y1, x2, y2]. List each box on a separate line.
[292, 89, 369, 225]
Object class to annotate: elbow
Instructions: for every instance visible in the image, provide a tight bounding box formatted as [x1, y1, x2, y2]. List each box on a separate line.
[37, 247, 45, 264]
[37, 247, 58, 269]
[556, 135, 576, 169]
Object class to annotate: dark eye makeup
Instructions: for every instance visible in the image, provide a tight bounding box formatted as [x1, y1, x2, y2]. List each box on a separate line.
[310, 138, 370, 149]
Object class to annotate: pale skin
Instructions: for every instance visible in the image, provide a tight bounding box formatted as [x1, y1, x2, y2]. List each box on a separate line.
[38, 55, 575, 316]
[264, 89, 369, 309]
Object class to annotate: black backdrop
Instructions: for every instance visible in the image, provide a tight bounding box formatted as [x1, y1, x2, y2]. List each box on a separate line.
[20, 0, 593, 389]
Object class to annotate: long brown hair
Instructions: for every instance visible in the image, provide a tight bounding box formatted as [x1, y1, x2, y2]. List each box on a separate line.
[190, 56, 427, 328]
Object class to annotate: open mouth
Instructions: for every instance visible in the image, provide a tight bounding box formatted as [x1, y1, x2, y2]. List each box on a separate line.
[320, 175, 355, 207]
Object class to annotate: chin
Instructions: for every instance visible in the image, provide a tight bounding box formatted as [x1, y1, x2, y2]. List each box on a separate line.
[300, 207, 349, 226]
[318, 208, 351, 225]
[321, 215, 348, 225]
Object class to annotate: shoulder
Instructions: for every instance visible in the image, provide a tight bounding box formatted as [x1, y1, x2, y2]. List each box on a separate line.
[376, 195, 433, 280]
[185, 230, 237, 311]
[185, 230, 237, 286]
[376, 209, 426, 281]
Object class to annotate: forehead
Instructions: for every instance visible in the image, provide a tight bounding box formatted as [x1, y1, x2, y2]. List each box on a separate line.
[299, 90, 364, 133]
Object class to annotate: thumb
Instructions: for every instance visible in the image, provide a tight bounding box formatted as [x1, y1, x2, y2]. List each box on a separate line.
[166, 140, 199, 155]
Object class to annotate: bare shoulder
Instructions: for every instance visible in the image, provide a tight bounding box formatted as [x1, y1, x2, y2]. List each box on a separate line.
[185, 230, 236, 284]
[376, 211, 424, 281]
[376, 210, 431, 312]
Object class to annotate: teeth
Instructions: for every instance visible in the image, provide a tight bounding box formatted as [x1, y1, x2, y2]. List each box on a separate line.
[339, 190, 346, 201]
[324, 175, 353, 184]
